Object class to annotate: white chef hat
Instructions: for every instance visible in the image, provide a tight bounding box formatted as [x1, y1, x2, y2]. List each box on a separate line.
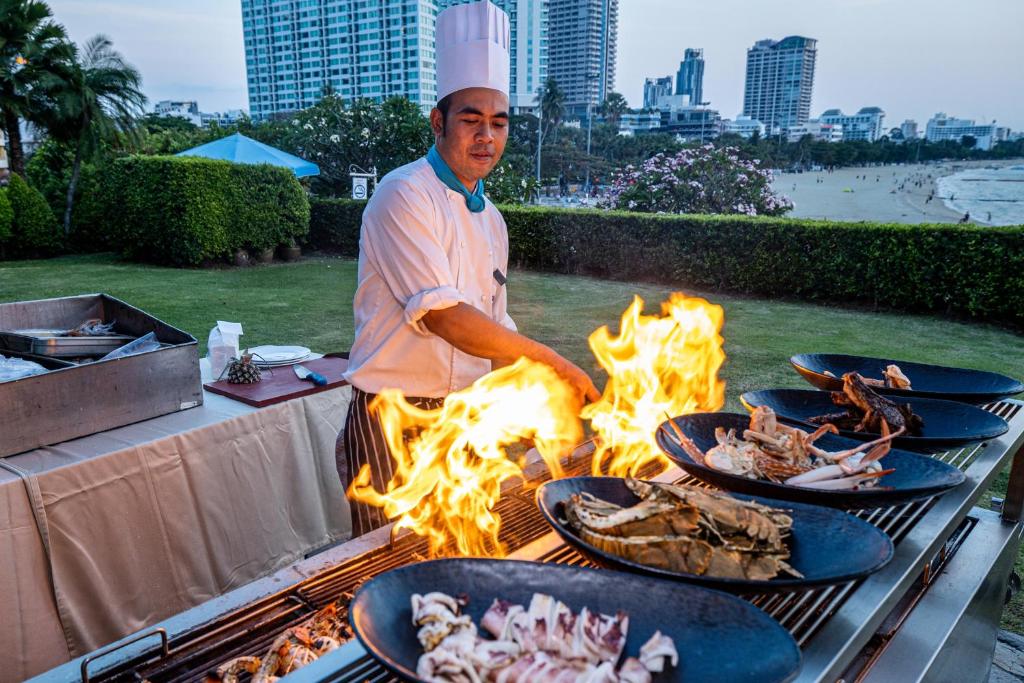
[435, 0, 511, 102]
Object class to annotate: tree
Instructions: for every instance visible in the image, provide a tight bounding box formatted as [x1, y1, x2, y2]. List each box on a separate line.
[0, 0, 75, 175]
[961, 135, 977, 149]
[43, 35, 146, 234]
[536, 76, 565, 144]
[603, 146, 793, 216]
[598, 91, 629, 128]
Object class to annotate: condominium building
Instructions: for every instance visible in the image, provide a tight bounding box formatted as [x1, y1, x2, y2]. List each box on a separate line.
[642, 76, 673, 109]
[925, 113, 1008, 151]
[438, 0, 547, 113]
[818, 107, 885, 142]
[742, 36, 816, 131]
[155, 100, 202, 127]
[241, 0, 438, 121]
[787, 120, 843, 143]
[618, 110, 661, 136]
[675, 48, 704, 106]
[900, 119, 919, 141]
[722, 116, 765, 139]
[658, 100, 721, 141]
[547, 0, 618, 117]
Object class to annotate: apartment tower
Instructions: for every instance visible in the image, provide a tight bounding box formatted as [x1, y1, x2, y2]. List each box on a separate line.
[742, 36, 816, 132]
[241, 0, 438, 120]
[546, 0, 618, 117]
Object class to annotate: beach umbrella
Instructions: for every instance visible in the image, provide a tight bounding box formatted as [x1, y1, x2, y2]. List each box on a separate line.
[176, 133, 320, 178]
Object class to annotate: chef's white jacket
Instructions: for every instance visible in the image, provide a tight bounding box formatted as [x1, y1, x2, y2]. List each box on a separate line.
[343, 157, 516, 398]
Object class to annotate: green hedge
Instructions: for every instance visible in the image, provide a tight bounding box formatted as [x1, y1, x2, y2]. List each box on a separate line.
[307, 199, 1024, 329]
[3, 173, 62, 258]
[0, 188, 12, 244]
[105, 156, 310, 266]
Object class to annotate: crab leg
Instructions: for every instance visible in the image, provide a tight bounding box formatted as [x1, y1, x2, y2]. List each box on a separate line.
[803, 423, 839, 445]
[792, 469, 895, 490]
[658, 421, 706, 466]
[808, 425, 904, 462]
[839, 440, 891, 475]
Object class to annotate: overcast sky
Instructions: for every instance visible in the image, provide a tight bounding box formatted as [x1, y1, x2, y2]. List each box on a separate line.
[48, 0, 1024, 130]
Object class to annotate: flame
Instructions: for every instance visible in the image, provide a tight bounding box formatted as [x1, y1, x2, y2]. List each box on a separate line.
[348, 357, 582, 557]
[584, 293, 726, 478]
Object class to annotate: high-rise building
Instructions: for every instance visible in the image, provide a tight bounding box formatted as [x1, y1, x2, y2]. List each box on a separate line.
[818, 107, 885, 142]
[675, 48, 704, 106]
[240, 0, 438, 121]
[900, 119, 919, 140]
[925, 113, 1008, 151]
[547, 0, 618, 117]
[642, 76, 673, 109]
[742, 36, 816, 132]
[437, 0, 547, 114]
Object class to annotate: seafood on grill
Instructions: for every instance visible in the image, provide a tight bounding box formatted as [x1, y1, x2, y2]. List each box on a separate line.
[810, 372, 924, 436]
[671, 405, 901, 491]
[562, 478, 800, 581]
[411, 590, 678, 683]
[825, 364, 912, 390]
[206, 601, 350, 682]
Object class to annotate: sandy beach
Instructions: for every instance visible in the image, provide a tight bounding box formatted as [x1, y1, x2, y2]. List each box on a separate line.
[773, 160, 1021, 225]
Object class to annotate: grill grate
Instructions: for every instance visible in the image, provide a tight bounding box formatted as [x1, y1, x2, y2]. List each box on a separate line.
[109, 403, 1018, 683]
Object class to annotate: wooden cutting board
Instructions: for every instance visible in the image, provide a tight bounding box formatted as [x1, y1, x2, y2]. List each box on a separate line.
[204, 356, 349, 407]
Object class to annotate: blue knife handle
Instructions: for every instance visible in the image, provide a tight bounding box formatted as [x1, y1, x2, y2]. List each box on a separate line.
[305, 371, 328, 386]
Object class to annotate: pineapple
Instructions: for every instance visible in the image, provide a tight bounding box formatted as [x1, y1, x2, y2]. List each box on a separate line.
[226, 354, 262, 384]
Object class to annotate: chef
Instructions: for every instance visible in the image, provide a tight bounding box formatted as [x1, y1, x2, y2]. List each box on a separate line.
[340, 0, 600, 536]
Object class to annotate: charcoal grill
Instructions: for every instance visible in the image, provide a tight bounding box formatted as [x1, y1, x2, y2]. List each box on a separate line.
[32, 400, 1024, 683]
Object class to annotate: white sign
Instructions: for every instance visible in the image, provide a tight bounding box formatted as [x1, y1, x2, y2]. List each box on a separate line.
[352, 176, 368, 200]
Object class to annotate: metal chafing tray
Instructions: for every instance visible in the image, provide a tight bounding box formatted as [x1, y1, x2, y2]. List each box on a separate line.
[0, 329, 137, 358]
[0, 294, 202, 458]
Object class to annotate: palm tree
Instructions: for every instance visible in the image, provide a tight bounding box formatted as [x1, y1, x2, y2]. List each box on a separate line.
[598, 92, 629, 128]
[0, 0, 75, 175]
[533, 77, 564, 188]
[45, 35, 145, 234]
[536, 76, 564, 144]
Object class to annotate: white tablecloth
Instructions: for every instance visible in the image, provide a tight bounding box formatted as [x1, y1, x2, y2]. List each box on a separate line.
[0, 384, 351, 682]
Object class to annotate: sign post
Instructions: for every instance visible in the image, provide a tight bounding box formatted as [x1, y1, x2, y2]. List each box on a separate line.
[349, 165, 378, 200]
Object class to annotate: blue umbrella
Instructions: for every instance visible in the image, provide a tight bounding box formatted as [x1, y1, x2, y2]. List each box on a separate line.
[176, 133, 320, 178]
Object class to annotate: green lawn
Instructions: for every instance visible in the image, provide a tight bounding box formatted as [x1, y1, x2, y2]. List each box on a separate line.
[3, 253, 1024, 628]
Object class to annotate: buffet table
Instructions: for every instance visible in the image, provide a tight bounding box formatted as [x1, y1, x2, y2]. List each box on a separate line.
[0, 376, 352, 682]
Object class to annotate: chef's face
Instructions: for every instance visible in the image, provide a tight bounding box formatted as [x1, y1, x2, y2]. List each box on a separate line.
[431, 88, 509, 190]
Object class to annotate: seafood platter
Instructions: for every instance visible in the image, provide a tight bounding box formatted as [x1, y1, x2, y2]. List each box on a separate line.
[537, 476, 893, 591]
[349, 558, 801, 683]
[30, 350, 1024, 683]
[0, 294, 201, 457]
[791, 353, 1024, 405]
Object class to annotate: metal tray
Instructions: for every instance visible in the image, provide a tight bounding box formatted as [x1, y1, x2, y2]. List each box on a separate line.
[0, 330, 136, 358]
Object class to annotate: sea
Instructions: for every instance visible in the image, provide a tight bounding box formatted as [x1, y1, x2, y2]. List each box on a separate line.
[936, 164, 1024, 226]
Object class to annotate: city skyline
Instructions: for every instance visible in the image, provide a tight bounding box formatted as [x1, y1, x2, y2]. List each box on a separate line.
[46, 0, 1024, 131]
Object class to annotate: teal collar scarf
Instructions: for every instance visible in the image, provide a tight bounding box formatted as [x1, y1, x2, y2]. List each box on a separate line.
[427, 145, 486, 213]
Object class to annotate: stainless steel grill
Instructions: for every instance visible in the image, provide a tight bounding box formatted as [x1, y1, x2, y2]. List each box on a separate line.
[50, 401, 1024, 683]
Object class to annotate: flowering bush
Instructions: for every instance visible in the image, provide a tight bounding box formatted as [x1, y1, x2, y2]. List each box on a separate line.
[603, 145, 792, 216]
[285, 95, 432, 197]
[485, 159, 539, 204]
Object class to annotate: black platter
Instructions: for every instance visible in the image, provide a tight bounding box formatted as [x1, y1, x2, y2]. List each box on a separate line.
[740, 389, 1008, 450]
[790, 353, 1024, 405]
[350, 558, 802, 683]
[537, 476, 893, 593]
[656, 413, 965, 508]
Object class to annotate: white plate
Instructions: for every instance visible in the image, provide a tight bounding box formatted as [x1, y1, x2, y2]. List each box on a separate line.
[247, 345, 311, 365]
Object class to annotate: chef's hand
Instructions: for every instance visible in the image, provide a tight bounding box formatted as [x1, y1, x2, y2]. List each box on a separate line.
[552, 357, 602, 405]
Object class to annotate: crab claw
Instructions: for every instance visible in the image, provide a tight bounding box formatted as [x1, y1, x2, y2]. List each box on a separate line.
[824, 424, 904, 462]
[785, 464, 845, 485]
[839, 438, 892, 475]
